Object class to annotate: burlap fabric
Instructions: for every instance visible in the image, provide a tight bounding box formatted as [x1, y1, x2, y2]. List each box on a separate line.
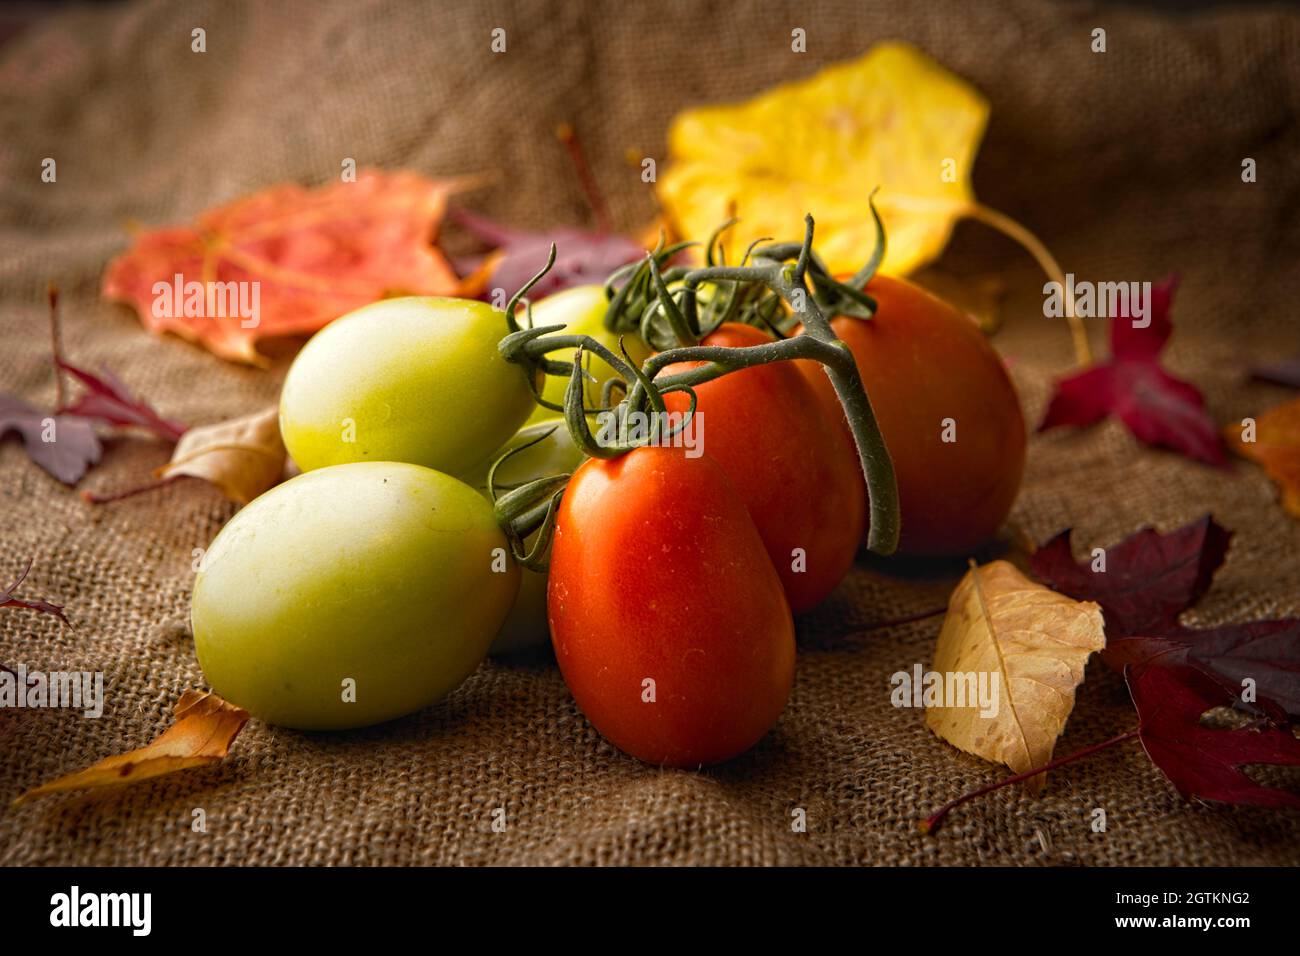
[2, 0, 1298, 866]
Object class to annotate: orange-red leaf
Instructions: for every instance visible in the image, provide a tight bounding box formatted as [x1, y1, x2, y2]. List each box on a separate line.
[14, 690, 249, 804]
[1228, 395, 1300, 517]
[102, 170, 461, 364]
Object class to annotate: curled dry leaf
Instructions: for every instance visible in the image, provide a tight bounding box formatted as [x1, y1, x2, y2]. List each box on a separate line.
[14, 690, 249, 805]
[155, 405, 286, 505]
[102, 170, 462, 364]
[1227, 395, 1300, 518]
[926, 561, 1105, 791]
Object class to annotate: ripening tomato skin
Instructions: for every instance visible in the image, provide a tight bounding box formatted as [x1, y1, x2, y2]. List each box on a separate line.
[548, 447, 795, 767]
[280, 297, 536, 478]
[800, 274, 1026, 558]
[661, 323, 865, 612]
[460, 418, 586, 656]
[192, 462, 518, 730]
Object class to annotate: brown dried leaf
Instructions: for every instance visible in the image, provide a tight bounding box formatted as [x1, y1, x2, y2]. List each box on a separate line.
[925, 561, 1105, 791]
[156, 405, 285, 505]
[15, 690, 249, 804]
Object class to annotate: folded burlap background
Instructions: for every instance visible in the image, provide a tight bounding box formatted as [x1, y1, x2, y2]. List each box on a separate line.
[2, 0, 1299, 866]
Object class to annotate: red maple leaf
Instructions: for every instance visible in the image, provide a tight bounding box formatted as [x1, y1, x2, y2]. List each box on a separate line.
[1, 288, 186, 484]
[102, 170, 461, 364]
[1029, 515, 1230, 636]
[1030, 515, 1300, 718]
[1107, 620, 1300, 722]
[1128, 662, 1300, 809]
[1039, 276, 1227, 465]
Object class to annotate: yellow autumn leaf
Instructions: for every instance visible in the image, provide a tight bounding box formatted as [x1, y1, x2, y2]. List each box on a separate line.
[14, 690, 249, 804]
[155, 405, 286, 505]
[658, 42, 1089, 364]
[925, 561, 1105, 791]
[660, 43, 984, 276]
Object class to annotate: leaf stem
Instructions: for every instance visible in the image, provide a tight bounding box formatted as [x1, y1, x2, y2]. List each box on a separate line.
[556, 122, 613, 234]
[920, 728, 1140, 834]
[48, 283, 66, 409]
[961, 201, 1090, 367]
[81, 475, 185, 505]
[500, 215, 903, 558]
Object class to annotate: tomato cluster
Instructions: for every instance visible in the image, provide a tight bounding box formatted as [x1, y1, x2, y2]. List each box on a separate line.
[190, 232, 1026, 770]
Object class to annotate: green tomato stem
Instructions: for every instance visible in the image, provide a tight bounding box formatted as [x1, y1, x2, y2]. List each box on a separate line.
[498, 211, 902, 558]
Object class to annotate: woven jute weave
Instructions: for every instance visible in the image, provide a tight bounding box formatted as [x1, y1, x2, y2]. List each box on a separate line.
[1, 0, 1299, 866]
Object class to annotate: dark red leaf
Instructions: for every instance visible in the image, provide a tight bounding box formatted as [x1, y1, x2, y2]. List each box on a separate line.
[0, 394, 102, 485]
[1183, 619, 1300, 714]
[1128, 662, 1300, 809]
[1031, 515, 1300, 717]
[1106, 628, 1294, 724]
[1039, 275, 1227, 466]
[1109, 274, 1177, 361]
[1029, 514, 1231, 635]
[451, 208, 643, 301]
[1117, 634, 1299, 718]
[55, 358, 186, 442]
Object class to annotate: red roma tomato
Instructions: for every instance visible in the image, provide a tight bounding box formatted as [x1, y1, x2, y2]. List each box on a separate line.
[800, 274, 1026, 558]
[548, 446, 795, 767]
[660, 323, 865, 613]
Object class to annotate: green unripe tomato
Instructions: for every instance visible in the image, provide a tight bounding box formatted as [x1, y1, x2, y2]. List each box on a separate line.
[461, 419, 585, 656]
[191, 462, 519, 729]
[525, 286, 650, 425]
[280, 297, 535, 476]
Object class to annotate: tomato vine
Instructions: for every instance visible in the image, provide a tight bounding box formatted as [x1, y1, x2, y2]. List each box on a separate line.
[494, 211, 902, 566]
